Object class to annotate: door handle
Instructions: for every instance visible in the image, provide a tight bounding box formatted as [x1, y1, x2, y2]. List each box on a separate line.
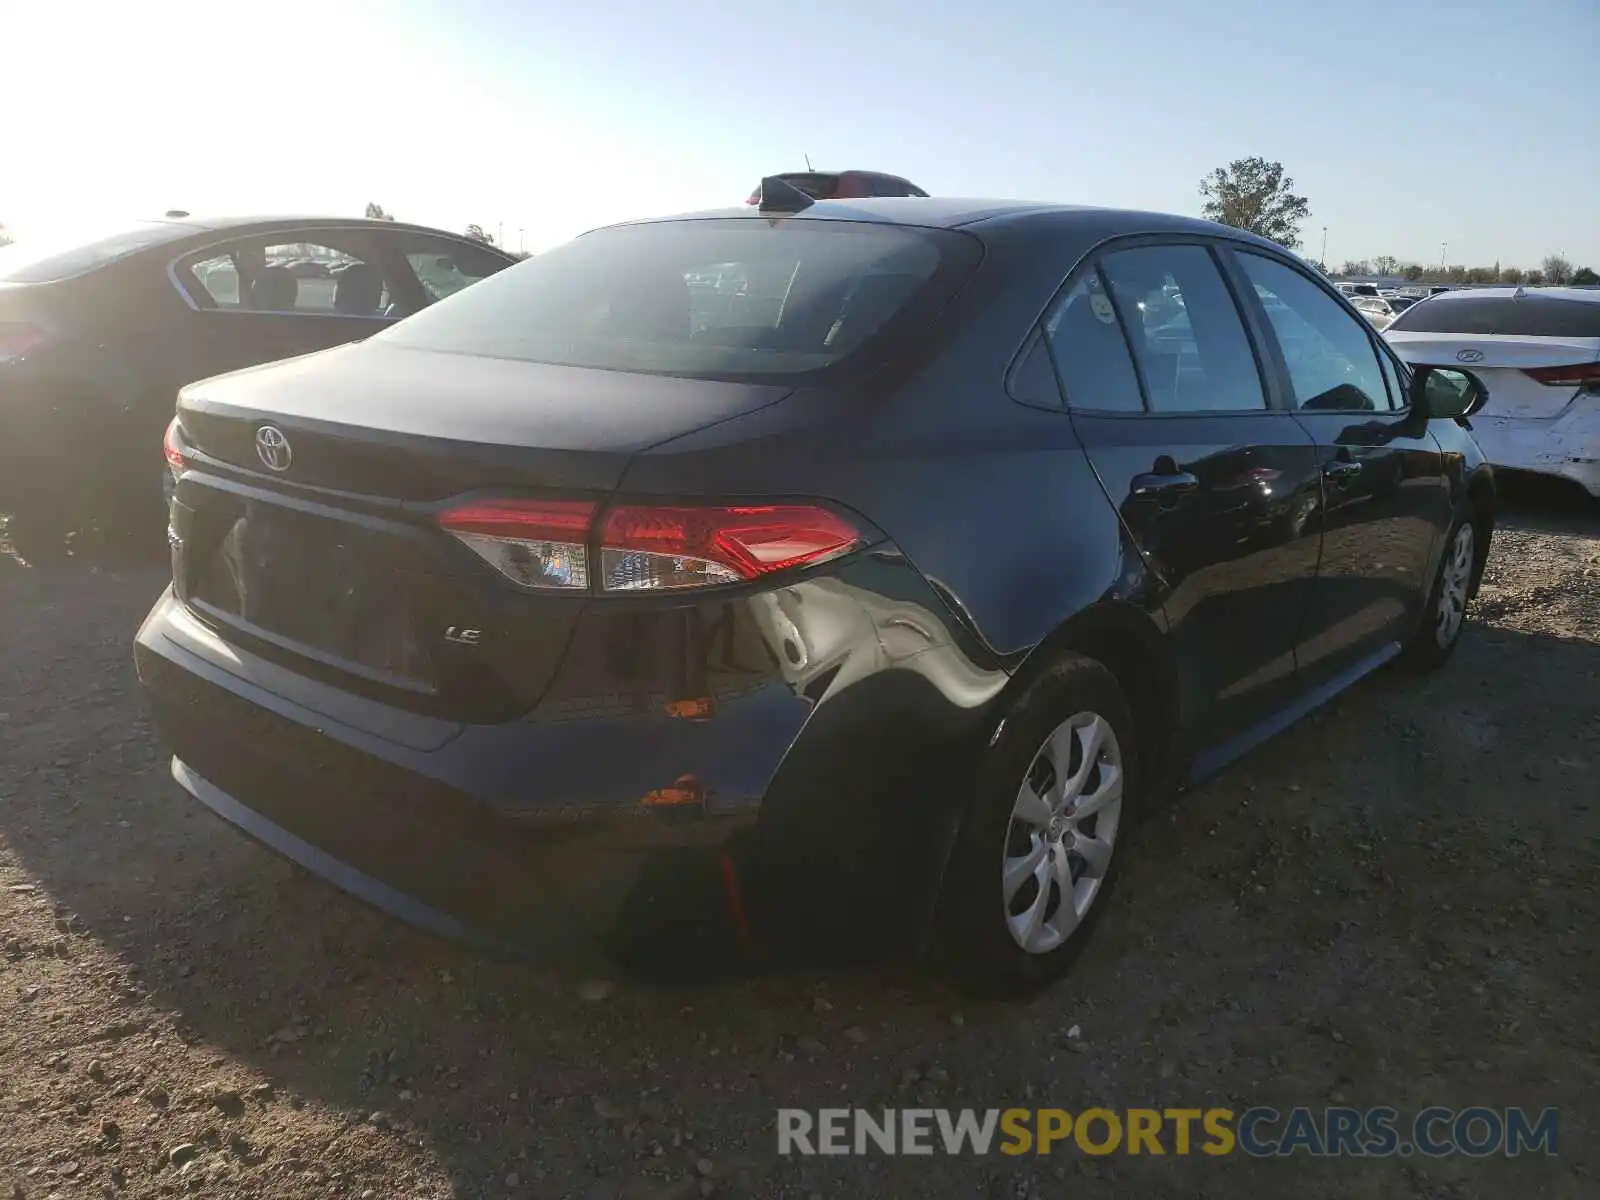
[1323, 460, 1364, 484]
[1130, 471, 1200, 499]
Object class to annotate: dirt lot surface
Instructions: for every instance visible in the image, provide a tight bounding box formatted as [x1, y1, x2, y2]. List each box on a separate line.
[2, 489, 1596, 1200]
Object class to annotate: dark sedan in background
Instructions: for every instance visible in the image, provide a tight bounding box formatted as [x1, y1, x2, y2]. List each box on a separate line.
[134, 185, 1495, 990]
[0, 215, 515, 561]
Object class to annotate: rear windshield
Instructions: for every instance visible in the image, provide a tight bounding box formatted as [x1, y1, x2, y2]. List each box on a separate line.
[774, 173, 842, 199]
[1388, 293, 1600, 337]
[378, 218, 980, 383]
[0, 221, 193, 283]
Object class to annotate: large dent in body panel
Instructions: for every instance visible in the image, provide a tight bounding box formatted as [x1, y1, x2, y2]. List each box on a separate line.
[1470, 400, 1600, 496]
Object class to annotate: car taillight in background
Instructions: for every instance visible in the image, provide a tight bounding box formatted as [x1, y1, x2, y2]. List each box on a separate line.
[437, 499, 864, 592]
[1522, 362, 1600, 390]
[162, 417, 188, 480]
[0, 323, 49, 363]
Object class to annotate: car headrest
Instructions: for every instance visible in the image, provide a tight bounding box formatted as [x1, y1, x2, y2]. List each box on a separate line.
[251, 266, 299, 312]
[334, 263, 384, 315]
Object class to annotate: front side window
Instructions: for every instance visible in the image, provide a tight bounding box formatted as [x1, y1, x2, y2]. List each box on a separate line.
[1099, 244, 1268, 412]
[1239, 253, 1390, 412]
[187, 236, 396, 317]
[1378, 345, 1409, 409]
[401, 234, 511, 302]
[1043, 271, 1144, 412]
[378, 218, 979, 383]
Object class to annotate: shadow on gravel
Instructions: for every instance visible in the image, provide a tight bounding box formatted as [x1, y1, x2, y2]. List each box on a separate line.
[2, 511, 1596, 1198]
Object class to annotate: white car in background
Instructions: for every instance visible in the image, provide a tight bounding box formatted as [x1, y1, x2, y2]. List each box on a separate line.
[1385, 288, 1600, 497]
[1351, 294, 1419, 332]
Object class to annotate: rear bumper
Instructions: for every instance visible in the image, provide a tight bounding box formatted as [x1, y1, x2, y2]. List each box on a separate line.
[1472, 407, 1600, 497]
[134, 555, 1007, 962]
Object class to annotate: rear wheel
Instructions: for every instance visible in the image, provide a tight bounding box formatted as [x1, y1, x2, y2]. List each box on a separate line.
[1404, 512, 1478, 670]
[936, 655, 1138, 994]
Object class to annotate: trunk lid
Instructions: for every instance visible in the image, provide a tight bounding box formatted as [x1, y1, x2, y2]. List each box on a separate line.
[170, 339, 796, 721]
[1386, 332, 1600, 421]
[178, 338, 795, 499]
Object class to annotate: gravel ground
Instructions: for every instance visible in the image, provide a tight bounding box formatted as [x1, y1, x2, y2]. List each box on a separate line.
[1, 485, 1596, 1200]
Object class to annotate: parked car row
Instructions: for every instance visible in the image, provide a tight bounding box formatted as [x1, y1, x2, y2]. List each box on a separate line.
[125, 181, 1497, 990]
[1350, 293, 1419, 331]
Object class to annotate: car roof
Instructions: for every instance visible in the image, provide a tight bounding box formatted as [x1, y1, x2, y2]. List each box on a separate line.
[626, 197, 1280, 246]
[1421, 285, 1600, 304]
[156, 214, 487, 239]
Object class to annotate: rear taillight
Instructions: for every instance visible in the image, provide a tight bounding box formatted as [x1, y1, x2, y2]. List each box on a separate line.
[436, 499, 864, 592]
[1522, 362, 1600, 389]
[0, 323, 49, 363]
[439, 498, 596, 590]
[162, 417, 187, 479]
[599, 504, 862, 591]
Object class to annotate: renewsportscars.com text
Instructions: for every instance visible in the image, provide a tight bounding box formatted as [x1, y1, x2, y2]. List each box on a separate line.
[777, 1106, 1559, 1158]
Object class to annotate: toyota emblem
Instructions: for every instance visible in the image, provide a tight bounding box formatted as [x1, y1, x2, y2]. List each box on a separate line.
[255, 425, 292, 471]
[1455, 349, 1485, 363]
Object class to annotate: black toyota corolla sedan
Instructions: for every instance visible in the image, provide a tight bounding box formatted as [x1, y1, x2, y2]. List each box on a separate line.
[134, 184, 1495, 988]
[0, 215, 515, 561]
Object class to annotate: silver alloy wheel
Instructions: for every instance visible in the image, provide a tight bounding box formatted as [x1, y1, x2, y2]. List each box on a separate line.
[1002, 711, 1124, 955]
[1435, 522, 1475, 649]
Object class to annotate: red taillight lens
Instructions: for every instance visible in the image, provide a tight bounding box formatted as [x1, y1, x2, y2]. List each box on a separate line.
[745, 189, 761, 205]
[1522, 362, 1600, 389]
[0, 323, 49, 362]
[436, 499, 863, 592]
[598, 504, 862, 592]
[163, 417, 187, 478]
[438, 498, 596, 590]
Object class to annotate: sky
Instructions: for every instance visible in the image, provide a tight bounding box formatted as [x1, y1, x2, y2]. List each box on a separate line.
[3, 0, 1597, 268]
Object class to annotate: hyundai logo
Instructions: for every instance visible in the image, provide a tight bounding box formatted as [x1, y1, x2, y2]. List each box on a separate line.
[1455, 349, 1485, 363]
[255, 425, 292, 472]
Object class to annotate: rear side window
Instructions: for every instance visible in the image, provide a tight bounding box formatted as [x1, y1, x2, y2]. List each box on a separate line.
[186, 236, 397, 316]
[1043, 272, 1144, 412]
[378, 219, 979, 383]
[1388, 293, 1600, 337]
[1100, 244, 1268, 412]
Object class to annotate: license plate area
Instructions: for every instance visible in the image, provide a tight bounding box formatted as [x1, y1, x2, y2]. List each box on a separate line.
[187, 497, 434, 687]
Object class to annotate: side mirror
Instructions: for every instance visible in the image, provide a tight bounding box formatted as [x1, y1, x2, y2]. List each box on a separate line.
[1409, 366, 1488, 422]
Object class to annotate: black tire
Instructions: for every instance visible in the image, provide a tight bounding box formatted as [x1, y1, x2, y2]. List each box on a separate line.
[934, 654, 1139, 995]
[1403, 508, 1481, 671]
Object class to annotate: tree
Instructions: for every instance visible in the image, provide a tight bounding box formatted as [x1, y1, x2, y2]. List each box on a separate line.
[1501, 265, 1525, 285]
[1465, 266, 1497, 285]
[1540, 255, 1573, 285]
[1198, 157, 1311, 249]
[1444, 264, 1468, 284]
[1401, 262, 1426, 281]
[364, 202, 394, 221]
[1339, 259, 1372, 277]
[1524, 269, 1545, 286]
[464, 224, 495, 244]
[1372, 255, 1399, 276]
[1572, 266, 1599, 286]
